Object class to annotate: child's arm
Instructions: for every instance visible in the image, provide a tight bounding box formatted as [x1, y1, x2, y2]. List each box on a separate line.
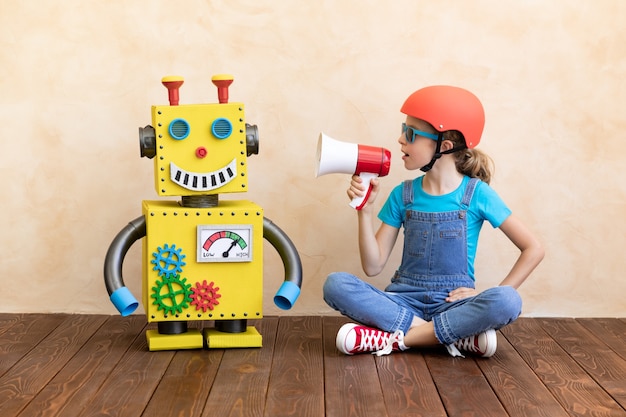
[358, 212, 399, 276]
[349, 175, 400, 276]
[447, 214, 544, 302]
[497, 214, 545, 288]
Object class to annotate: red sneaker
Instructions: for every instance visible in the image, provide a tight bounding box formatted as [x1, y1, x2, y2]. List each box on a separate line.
[336, 323, 407, 356]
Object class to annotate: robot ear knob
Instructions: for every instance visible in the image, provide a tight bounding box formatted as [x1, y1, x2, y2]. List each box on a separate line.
[246, 124, 259, 156]
[139, 125, 156, 159]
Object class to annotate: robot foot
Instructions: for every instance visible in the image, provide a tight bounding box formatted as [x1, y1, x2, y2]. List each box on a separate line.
[204, 326, 262, 348]
[146, 329, 204, 351]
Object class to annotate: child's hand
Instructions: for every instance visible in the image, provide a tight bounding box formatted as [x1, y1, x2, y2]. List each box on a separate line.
[347, 175, 380, 207]
[446, 287, 478, 302]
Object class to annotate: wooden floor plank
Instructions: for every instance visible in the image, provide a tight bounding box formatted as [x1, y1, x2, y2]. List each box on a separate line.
[201, 317, 279, 417]
[540, 318, 626, 410]
[479, 327, 570, 417]
[142, 346, 224, 417]
[425, 351, 509, 417]
[0, 314, 106, 417]
[375, 351, 447, 417]
[0, 313, 23, 336]
[0, 314, 67, 379]
[264, 316, 325, 417]
[577, 318, 626, 361]
[76, 323, 176, 417]
[322, 316, 389, 417]
[501, 318, 625, 417]
[17, 315, 147, 417]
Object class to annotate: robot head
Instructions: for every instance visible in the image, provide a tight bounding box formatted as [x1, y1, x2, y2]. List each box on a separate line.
[139, 75, 259, 197]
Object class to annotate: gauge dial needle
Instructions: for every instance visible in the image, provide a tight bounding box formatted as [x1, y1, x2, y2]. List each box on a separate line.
[223, 241, 237, 258]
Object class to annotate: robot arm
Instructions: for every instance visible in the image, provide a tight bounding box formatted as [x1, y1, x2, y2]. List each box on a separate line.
[263, 217, 302, 310]
[104, 216, 145, 316]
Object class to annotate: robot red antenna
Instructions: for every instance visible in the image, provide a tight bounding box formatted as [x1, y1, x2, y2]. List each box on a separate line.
[162, 76, 184, 106]
[212, 74, 234, 104]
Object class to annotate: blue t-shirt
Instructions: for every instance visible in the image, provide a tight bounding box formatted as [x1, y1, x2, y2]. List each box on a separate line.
[378, 176, 511, 280]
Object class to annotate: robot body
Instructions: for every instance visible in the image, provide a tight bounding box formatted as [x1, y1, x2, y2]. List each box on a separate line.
[143, 199, 264, 350]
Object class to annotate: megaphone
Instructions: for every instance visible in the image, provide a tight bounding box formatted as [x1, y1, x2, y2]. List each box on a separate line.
[316, 133, 391, 210]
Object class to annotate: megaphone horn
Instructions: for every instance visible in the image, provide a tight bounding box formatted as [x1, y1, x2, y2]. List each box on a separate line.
[316, 133, 391, 210]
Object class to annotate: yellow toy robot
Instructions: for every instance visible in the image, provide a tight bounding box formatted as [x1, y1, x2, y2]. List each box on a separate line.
[104, 75, 302, 351]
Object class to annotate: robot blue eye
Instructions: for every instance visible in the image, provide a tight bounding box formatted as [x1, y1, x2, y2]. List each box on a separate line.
[169, 118, 190, 140]
[211, 118, 233, 139]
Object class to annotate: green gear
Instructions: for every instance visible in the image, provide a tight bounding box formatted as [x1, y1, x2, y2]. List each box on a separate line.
[150, 274, 193, 315]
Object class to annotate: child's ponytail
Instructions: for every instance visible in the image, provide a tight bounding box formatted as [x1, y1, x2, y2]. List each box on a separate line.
[444, 130, 494, 184]
[454, 148, 493, 184]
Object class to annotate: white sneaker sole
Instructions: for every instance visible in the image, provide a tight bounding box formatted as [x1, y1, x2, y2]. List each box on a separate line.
[336, 323, 358, 355]
[480, 329, 497, 357]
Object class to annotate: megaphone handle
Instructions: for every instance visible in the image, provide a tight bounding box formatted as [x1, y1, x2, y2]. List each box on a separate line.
[350, 172, 378, 210]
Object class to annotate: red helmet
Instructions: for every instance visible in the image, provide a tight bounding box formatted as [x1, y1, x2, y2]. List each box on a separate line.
[400, 85, 485, 149]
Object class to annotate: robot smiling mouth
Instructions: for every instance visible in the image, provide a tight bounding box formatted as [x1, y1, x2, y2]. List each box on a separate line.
[170, 159, 238, 191]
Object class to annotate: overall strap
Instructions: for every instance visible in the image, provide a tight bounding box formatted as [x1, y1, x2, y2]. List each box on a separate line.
[402, 179, 414, 206]
[461, 177, 480, 209]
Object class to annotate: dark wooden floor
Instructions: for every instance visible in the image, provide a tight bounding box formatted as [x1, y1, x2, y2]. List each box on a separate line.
[0, 314, 625, 417]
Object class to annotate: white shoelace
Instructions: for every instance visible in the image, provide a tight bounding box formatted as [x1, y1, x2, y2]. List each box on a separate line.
[446, 343, 465, 358]
[372, 330, 405, 356]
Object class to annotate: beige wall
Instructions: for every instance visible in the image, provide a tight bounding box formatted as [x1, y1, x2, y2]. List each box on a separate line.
[1, 1, 624, 317]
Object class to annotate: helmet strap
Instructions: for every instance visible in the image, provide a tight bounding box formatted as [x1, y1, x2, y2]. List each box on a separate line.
[419, 133, 467, 172]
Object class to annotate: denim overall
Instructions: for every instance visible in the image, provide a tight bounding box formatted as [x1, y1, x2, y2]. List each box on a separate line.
[393, 177, 479, 289]
[323, 178, 522, 346]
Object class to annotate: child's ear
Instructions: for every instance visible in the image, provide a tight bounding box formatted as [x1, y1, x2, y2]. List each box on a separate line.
[441, 139, 455, 152]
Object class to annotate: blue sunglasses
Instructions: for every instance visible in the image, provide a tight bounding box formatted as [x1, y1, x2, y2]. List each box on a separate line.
[402, 123, 439, 143]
